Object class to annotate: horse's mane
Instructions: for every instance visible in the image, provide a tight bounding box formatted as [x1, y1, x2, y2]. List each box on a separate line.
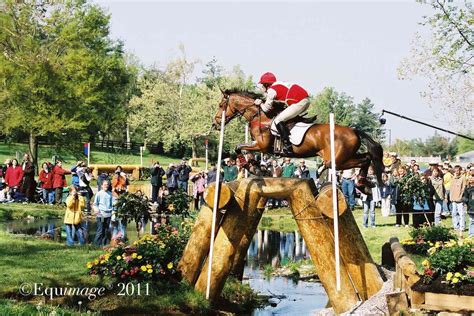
[224, 88, 263, 100]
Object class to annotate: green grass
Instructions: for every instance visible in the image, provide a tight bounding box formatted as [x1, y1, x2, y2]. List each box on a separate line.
[0, 142, 179, 167]
[0, 232, 104, 297]
[0, 299, 98, 316]
[259, 207, 454, 265]
[0, 203, 64, 221]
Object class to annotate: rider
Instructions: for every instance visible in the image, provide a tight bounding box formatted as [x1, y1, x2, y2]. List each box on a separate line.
[254, 72, 310, 155]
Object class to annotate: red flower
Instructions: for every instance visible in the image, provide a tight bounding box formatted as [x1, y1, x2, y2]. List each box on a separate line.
[424, 268, 434, 276]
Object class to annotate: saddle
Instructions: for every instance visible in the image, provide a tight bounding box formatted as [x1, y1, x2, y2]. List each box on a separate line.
[257, 102, 318, 154]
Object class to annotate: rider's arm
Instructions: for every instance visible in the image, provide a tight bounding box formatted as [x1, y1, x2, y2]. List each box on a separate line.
[261, 88, 276, 113]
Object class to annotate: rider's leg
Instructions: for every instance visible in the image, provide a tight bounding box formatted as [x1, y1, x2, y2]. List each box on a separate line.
[274, 98, 310, 154]
[274, 98, 310, 123]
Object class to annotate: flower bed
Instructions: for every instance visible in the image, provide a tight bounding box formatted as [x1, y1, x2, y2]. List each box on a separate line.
[400, 225, 457, 255]
[87, 220, 192, 284]
[412, 236, 474, 296]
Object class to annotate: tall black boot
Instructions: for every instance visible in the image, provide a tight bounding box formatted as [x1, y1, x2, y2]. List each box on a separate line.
[276, 122, 293, 155]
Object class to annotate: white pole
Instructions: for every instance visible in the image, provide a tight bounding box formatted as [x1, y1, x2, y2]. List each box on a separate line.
[244, 125, 249, 178]
[329, 113, 341, 292]
[140, 146, 143, 167]
[205, 139, 209, 171]
[206, 109, 226, 300]
[87, 143, 91, 166]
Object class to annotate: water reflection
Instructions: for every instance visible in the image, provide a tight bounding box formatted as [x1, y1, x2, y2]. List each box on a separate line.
[245, 229, 328, 316]
[0, 218, 157, 244]
[247, 230, 310, 270]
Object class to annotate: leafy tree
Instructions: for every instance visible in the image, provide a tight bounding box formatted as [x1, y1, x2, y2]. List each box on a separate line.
[129, 55, 251, 159]
[388, 139, 412, 156]
[352, 98, 384, 141]
[311, 87, 355, 126]
[398, 0, 473, 129]
[424, 132, 451, 158]
[0, 0, 131, 167]
[452, 132, 474, 154]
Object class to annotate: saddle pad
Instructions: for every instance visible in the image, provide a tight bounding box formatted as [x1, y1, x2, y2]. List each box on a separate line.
[270, 121, 317, 146]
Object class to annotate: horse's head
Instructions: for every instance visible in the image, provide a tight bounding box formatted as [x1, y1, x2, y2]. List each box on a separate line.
[212, 89, 261, 129]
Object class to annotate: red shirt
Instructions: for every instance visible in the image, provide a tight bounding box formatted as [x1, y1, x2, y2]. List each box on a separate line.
[269, 82, 309, 105]
[52, 165, 70, 189]
[5, 166, 23, 187]
[39, 170, 53, 189]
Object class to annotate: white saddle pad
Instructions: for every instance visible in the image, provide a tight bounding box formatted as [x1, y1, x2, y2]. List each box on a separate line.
[270, 121, 317, 146]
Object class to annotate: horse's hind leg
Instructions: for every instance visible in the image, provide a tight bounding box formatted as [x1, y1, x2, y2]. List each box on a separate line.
[337, 153, 371, 171]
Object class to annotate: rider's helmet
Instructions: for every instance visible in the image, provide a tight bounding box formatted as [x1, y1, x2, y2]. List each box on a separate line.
[259, 72, 277, 85]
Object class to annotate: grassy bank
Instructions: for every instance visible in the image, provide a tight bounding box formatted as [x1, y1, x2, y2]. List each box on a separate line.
[0, 232, 212, 314]
[0, 203, 64, 221]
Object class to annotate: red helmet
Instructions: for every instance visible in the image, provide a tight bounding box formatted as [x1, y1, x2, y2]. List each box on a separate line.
[259, 72, 277, 85]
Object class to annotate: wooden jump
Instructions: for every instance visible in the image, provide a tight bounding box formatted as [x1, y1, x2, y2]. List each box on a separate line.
[177, 178, 383, 313]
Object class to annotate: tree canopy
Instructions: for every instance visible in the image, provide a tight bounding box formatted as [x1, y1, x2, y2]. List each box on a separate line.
[398, 0, 473, 129]
[0, 0, 133, 164]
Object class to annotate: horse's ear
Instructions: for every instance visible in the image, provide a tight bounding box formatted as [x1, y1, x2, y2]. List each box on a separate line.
[216, 82, 226, 96]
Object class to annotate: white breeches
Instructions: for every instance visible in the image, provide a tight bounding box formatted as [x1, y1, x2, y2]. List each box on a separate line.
[274, 98, 310, 124]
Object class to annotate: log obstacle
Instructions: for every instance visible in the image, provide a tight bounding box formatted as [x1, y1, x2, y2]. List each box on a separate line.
[89, 164, 142, 179]
[178, 178, 383, 313]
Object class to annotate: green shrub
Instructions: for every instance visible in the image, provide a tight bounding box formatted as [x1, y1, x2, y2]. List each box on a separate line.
[409, 225, 456, 243]
[163, 189, 192, 218]
[429, 243, 473, 275]
[402, 225, 457, 255]
[221, 277, 261, 311]
[115, 192, 151, 237]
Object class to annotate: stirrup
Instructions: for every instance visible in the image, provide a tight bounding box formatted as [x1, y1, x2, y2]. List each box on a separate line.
[282, 143, 293, 155]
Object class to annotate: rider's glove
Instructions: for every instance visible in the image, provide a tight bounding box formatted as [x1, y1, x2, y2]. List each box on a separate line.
[254, 99, 262, 106]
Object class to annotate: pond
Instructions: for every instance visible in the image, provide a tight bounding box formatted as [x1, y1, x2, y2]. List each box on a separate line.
[245, 230, 329, 315]
[0, 219, 329, 315]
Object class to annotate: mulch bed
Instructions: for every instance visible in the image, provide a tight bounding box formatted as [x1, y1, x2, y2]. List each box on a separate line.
[412, 276, 474, 296]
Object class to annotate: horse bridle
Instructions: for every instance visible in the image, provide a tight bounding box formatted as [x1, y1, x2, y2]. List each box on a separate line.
[222, 94, 260, 123]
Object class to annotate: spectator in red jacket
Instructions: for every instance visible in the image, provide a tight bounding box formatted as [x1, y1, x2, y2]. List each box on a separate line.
[5, 159, 23, 200]
[53, 160, 71, 204]
[39, 162, 54, 204]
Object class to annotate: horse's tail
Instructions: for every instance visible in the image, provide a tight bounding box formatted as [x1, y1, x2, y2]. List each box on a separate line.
[356, 130, 384, 186]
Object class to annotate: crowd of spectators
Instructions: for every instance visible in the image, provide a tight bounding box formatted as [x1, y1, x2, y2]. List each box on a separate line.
[1, 154, 40, 203]
[342, 152, 473, 237]
[3, 151, 472, 246]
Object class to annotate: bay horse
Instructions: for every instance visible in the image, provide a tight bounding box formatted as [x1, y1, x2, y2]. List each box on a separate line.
[212, 89, 384, 185]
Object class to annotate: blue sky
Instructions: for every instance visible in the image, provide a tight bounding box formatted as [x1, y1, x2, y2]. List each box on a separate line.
[95, 0, 456, 141]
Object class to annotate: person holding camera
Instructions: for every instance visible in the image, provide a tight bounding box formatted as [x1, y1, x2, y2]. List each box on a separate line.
[191, 171, 206, 210]
[111, 166, 128, 198]
[76, 162, 93, 214]
[177, 158, 192, 193]
[166, 163, 179, 193]
[64, 186, 86, 246]
[150, 161, 165, 203]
